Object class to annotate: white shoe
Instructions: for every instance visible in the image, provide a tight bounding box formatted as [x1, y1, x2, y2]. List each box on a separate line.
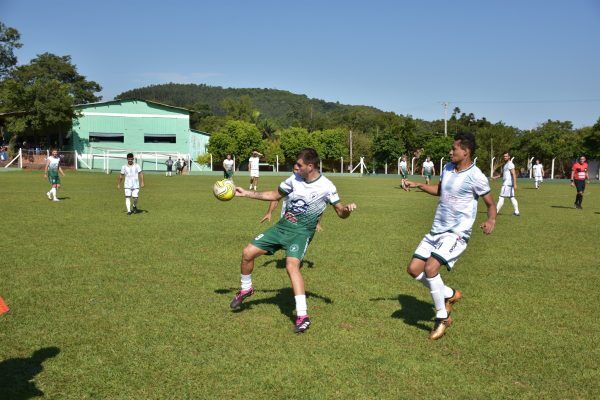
[47, 192, 52, 200]
[53, 198, 60, 202]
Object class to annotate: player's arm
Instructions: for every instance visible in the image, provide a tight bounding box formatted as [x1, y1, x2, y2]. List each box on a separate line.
[58, 166, 66, 177]
[570, 167, 576, 186]
[260, 200, 280, 223]
[421, 164, 424, 177]
[479, 193, 497, 235]
[236, 187, 283, 201]
[511, 167, 518, 190]
[404, 180, 441, 196]
[432, 165, 436, 176]
[139, 171, 145, 188]
[333, 202, 357, 219]
[44, 159, 49, 177]
[117, 173, 123, 189]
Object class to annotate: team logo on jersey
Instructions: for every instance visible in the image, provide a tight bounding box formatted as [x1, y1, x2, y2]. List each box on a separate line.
[289, 199, 309, 215]
[289, 244, 299, 253]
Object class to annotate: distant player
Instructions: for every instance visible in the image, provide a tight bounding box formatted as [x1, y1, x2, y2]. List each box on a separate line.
[117, 153, 144, 215]
[248, 150, 262, 190]
[0, 296, 9, 317]
[399, 155, 409, 189]
[422, 156, 435, 184]
[223, 154, 234, 180]
[571, 156, 589, 209]
[231, 148, 357, 333]
[44, 149, 65, 202]
[496, 152, 520, 216]
[532, 159, 544, 189]
[403, 133, 497, 340]
[165, 156, 174, 177]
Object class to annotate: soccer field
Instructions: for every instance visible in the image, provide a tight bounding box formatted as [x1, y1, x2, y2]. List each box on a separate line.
[1, 171, 598, 399]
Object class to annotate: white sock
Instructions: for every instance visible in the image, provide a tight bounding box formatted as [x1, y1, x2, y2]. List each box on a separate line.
[511, 197, 520, 214]
[497, 197, 504, 213]
[133, 197, 138, 208]
[125, 197, 131, 212]
[416, 272, 453, 297]
[241, 274, 252, 291]
[51, 188, 57, 199]
[295, 294, 307, 317]
[427, 274, 448, 319]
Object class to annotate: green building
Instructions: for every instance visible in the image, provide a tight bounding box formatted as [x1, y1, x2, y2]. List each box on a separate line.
[71, 99, 210, 171]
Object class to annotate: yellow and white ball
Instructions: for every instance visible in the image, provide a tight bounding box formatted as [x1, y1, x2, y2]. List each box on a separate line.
[213, 179, 236, 201]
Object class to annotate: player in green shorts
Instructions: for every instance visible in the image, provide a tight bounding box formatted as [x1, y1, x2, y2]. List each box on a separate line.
[44, 149, 66, 202]
[230, 148, 357, 333]
[421, 156, 436, 185]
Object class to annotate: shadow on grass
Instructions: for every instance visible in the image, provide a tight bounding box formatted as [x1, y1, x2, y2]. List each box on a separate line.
[370, 295, 434, 332]
[550, 205, 576, 209]
[215, 288, 332, 323]
[0, 346, 60, 400]
[56, 197, 70, 200]
[259, 258, 315, 269]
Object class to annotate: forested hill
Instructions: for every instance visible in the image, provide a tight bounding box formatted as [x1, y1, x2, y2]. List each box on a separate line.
[115, 83, 384, 126]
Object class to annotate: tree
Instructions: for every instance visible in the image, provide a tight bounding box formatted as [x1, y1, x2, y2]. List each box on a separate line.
[423, 135, 453, 164]
[475, 123, 519, 173]
[0, 21, 22, 79]
[221, 95, 256, 122]
[372, 128, 404, 168]
[207, 120, 263, 167]
[280, 127, 314, 162]
[581, 117, 600, 158]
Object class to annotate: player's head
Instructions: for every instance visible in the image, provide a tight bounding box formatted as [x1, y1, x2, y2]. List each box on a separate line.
[452, 132, 476, 162]
[426, 156, 430, 161]
[51, 149, 58, 157]
[535, 159, 540, 164]
[127, 153, 134, 165]
[295, 148, 320, 179]
[226, 154, 232, 160]
[579, 156, 586, 164]
[503, 152, 510, 161]
[168, 156, 171, 159]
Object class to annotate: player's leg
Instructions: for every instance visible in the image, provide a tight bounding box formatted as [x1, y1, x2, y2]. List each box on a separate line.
[497, 192, 505, 213]
[510, 195, 520, 215]
[230, 244, 268, 310]
[124, 188, 132, 214]
[285, 256, 311, 333]
[132, 189, 139, 213]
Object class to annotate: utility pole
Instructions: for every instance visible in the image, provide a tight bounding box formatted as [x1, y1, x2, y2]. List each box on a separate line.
[443, 102, 448, 137]
[349, 130, 353, 171]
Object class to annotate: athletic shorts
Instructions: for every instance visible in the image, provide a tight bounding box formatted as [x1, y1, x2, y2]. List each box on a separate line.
[534, 176, 543, 182]
[251, 225, 313, 261]
[574, 180, 586, 193]
[500, 185, 515, 198]
[48, 175, 60, 185]
[224, 170, 234, 179]
[250, 170, 259, 178]
[400, 171, 408, 179]
[413, 232, 468, 270]
[424, 173, 432, 179]
[125, 188, 140, 197]
[167, 166, 173, 171]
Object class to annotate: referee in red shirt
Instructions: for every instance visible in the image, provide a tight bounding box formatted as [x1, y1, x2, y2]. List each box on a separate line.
[571, 156, 589, 209]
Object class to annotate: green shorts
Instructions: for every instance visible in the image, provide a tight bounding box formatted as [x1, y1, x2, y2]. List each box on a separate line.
[424, 173, 432, 179]
[251, 224, 313, 260]
[224, 170, 234, 179]
[48, 174, 60, 185]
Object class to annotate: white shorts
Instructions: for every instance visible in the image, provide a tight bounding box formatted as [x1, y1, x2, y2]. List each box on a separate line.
[125, 188, 139, 197]
[250, 170, 260, 178]
[413, 232, 468, 270]
[500, 185, 514, 198]
[534, 176, 543, 183]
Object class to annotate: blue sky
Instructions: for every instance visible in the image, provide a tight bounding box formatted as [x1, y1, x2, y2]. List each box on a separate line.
[2, 0, 599, 129]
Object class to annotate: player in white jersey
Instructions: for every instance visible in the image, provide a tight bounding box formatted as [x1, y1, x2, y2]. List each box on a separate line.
[44, 149, 65, 202]
[231, 148, 357, 333]
[496, 152, 520, 216]
[117, 153, 144, 215]
[248, 150, 262, 190]
[399, 155, 409, 188]
[422, 156, 436, 184]
[403, 133, 497, 340]
[532, 159, 544, 189]
[223, 154, 235, 180]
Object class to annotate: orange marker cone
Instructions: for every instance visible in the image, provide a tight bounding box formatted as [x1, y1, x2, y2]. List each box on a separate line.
[0, 296, 9, 316]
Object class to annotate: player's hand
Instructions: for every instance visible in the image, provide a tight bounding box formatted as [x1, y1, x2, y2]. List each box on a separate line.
[402, 179, 417, 191]
[316, 223, 323, 232]
[344, 203, 357, 213]
[235, 187, 248, 197]
[141, 182, 145, 188]
[480, 219, 495, 235]
[260, 213, 272, 223]
[570, 182, 575, 187]
[117, 184, 120, 189]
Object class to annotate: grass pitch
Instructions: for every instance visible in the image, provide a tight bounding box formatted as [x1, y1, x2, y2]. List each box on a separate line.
[1, 171, 598, 399]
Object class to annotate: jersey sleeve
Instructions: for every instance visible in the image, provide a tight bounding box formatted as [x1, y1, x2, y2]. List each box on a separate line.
[278, 175, 295, 196]
[472, 169, 491, 196]
[507, 161, 515, 170]
[327, 182, 340, 205]
[136, 165, 142, 173]
[120, 165, 126, 175]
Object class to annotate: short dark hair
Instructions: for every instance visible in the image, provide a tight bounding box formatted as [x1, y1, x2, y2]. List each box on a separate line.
[454, 132, 476, 156]
[297, 148, 320, 166]
[127, 153, 134, 158]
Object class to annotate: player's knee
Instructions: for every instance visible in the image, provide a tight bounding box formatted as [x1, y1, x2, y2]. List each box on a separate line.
[242, 245, 258, 261]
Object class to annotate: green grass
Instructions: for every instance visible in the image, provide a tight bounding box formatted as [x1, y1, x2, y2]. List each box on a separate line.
[1, 171, 598, 399]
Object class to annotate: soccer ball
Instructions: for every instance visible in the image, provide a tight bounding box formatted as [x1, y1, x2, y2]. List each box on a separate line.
[213, 179, 236, 201]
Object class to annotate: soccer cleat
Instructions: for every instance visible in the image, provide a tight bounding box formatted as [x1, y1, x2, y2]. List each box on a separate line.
[294, 315, 311, 333]
[445, 289, 462, 313]
[513, 212, 520, 216]
[46, 192, 52, 200]
[127, 211, 133, 215]
[132, 206, 138, 214]
[52, 198, 60, 202]
[229, 287, 254, 309]
[429, 315, 453, 340]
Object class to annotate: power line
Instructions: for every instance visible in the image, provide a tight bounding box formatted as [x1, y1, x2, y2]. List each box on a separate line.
[447, 99, 600, 104]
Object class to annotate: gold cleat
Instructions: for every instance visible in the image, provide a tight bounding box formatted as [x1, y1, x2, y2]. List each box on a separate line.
[445, 289, 462, 313]
[429, 315, 453, 340]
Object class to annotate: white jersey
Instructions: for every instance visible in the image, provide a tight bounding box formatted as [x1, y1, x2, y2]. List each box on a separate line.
[120, 164, 142, 189]
[431, 163, 491, 240]
[532, 164, 543, 177]
[423, 161, 434, 174]
[278, 173, 340, 232]
[502, 161, 515, 186]
[223, 159, 234, 171]
[399, 160, 408, 172]
[249, 156, 260, 172]
[47, 156, 60, 174]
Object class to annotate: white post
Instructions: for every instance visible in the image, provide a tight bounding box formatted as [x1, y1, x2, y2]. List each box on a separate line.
[490, 157, 495, 178]
[440, 157, 444, 174]
[360, 157, 364, 174]
[474, 157, 477, 165]
[397, 157, 401, 175]
[75, 150, 78, 170]
[341, 157, 343, 174]
[155, 152, 158, 171]
[411, 157, 416, 175]
[276, 155, 279, 172]
[384, 161, 388, 174]
[528, 157, 534, 178]
[233, 155, 236, 172]
[210, 154, 213, 171]
[349, 130, 353, 171]
[18, 148, 23, 168]
[320, 160, 322, 173]
[551, 158, 556, 179]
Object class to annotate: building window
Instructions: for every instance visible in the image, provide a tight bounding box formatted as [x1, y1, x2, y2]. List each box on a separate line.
[89, 133, 124, 143]
[144, 134, 176, 143]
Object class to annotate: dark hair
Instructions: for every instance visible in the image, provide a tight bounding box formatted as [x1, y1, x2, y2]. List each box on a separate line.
[297, 148, 320, 166]
[503, 152, 510, 157]
[454, 132, 476, 156]
[127, 153, 134, 158]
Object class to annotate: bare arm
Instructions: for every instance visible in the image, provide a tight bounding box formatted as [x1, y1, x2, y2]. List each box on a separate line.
[511, 168, 518, 190]
[333, 202, 357, 219]
[58, 166, 66, 177]
[260, 200, 280, 223]
[139, 171, 144, 188]
[404, 180, 441, 196]
[117, 174, 123, 189]
[479, 193, 497, 235]
[236, 187, 283, 201]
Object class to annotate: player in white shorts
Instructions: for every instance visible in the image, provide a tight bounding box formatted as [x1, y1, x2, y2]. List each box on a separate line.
[496, 152, 520, 216]
[117, 153, 144, 215]
[248, 150, 262, 190]
[403, 133, 497, 340]
[532, 159, 544, 189]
